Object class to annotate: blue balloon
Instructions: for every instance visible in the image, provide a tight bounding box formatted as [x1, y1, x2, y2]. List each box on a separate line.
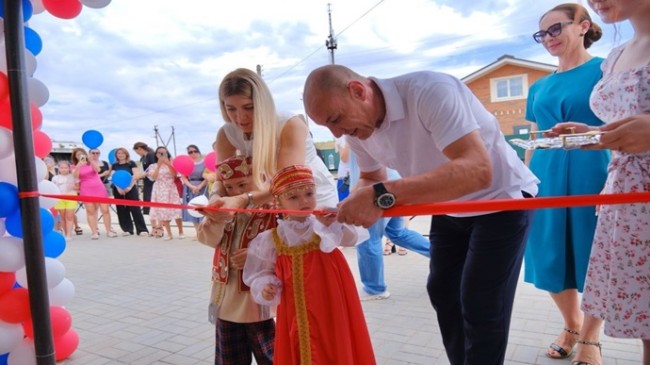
[108, 148, 118, 164]
[0, 0, 33, 22]
[24, 26, 42, 56]
[5, 207, 55, 238]
[0, 351, 7, 365]
[44, 230, 66, 258]
[82, 130, 104, 149]
[0, 182, 18, 218]
[111, 170, 132, 189]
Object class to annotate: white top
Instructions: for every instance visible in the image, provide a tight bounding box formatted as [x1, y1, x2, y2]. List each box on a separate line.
[347, 71, 539, 217]
[51, 174, 75, 195]
[242, 216, 357, 306]
[222, 112, 339, 207]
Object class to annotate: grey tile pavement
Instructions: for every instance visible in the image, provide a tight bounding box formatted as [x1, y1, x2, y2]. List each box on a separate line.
[48, 213, 642, 364]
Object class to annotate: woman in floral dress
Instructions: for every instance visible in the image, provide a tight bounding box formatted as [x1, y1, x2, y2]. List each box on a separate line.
[551, 1, 650, 363]
[148, 146, 183, 240]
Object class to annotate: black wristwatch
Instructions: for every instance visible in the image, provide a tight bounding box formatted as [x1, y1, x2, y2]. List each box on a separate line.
[372, 182, 396, 209]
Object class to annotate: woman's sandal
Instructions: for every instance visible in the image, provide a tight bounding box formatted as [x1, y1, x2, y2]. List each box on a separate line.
[383, 241, 394, 256]
[571, 340, 602, 365]
[397, 247, 408, 255]
[546, 328, 580, 359]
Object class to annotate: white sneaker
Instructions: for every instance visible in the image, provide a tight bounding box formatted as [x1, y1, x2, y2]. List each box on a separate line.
[358, 290, 390, 301]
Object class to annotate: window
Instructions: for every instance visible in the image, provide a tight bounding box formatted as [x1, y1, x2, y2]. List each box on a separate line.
[490, 74, 528, 102]
[512, 125, 530, 135]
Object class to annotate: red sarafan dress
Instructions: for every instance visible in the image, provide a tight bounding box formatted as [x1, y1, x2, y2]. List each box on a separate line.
[244, 217, 376, 365]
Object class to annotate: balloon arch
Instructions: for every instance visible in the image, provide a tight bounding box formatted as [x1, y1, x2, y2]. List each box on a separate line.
[0, 1, 110, 364]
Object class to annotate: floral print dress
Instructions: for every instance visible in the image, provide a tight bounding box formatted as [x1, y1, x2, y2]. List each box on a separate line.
[582, 44, 650, 339]
[148, 163, 182, 222]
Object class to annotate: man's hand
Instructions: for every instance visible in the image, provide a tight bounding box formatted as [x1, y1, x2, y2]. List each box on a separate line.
[336, 185, 382, 228]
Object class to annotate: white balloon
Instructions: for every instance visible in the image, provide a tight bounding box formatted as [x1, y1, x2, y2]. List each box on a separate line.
[15, 257, 65, 289]
[49, 277, 75, 307]
[0, 237, 24, 271]
[0, 320, 24, 354]
[27, 77, 49, 107]
[81, 0, 111, 9]
[45, 257, 66, 288]
[31, 0, 46, 14]
[0, 154, 18, 185]
[7, 338, 36, 365]
[0, 219, 5, 236]
[0, 47, 37, 76]
[35, 156, 46, 181]
[0, 126, 13, 159]
[187, 195, 209, 218]
[38, 179, 60, 209]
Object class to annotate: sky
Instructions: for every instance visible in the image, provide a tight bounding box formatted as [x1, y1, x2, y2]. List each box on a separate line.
[18, 0, 635, 158]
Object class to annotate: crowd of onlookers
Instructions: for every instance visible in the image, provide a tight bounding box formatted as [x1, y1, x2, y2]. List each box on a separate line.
[44, 142, 215, 241]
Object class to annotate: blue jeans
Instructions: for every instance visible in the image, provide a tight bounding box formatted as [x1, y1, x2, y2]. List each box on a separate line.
[426, 209, 533, 365]
[357, 216, 430, 294]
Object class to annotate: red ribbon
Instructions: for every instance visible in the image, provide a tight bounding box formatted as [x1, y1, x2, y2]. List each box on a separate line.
[34, 191, 650, 217]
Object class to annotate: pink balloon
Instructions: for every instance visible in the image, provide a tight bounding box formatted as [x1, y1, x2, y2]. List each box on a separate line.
[33, 130, 52, 158]
[172, 155, 194, 177]
[203, 151, 217, 172]
[43, 0, 82, 19]
[54, 327, 79, 361]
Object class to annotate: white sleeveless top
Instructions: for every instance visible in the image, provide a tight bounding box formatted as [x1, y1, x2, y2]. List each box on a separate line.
[222, 112, 339, 207]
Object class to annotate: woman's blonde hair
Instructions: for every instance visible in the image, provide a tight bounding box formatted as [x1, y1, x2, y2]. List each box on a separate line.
[218, 68, 277, 189]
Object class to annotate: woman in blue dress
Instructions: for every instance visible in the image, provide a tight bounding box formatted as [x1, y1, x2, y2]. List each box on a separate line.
[180, 144, 208, 233]
[524, 3, 610, 359]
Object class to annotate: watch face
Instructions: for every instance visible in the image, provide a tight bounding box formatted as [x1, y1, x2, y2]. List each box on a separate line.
[377, 193, 395, 208]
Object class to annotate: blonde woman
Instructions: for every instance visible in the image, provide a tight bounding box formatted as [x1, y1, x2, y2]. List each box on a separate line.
[209, 68, 337, 218]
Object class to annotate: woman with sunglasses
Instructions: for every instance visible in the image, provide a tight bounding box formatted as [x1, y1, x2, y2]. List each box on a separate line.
[208, 68, 338, 219]
[179, 144, 207, 235]
[524, 3, 610, 360]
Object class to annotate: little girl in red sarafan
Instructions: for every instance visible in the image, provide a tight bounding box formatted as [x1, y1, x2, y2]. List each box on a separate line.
[243, 164, 376, 365]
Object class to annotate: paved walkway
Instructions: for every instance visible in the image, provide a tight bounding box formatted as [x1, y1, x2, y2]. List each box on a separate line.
[50, 214, 642, 364]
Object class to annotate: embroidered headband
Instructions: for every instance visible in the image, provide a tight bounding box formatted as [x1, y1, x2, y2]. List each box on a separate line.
[270, 164, 315, 197]
[216, 156, 253, 181]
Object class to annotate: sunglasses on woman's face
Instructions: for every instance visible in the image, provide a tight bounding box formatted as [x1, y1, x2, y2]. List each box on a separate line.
[533, 21, 573, 43]
[188, 150, 199, 154]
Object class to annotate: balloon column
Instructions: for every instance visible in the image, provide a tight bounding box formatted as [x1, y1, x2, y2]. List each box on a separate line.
[0, 0, 111, 363]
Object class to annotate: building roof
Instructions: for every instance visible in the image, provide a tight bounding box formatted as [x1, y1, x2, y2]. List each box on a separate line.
[461, 54, 556, 84]
[51, 140, 85, 153]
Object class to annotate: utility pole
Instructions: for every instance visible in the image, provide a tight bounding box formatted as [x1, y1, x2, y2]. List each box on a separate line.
[153, 125, 177, 156]
[325, 3, 337, 64]
[256, 64, 263, 77]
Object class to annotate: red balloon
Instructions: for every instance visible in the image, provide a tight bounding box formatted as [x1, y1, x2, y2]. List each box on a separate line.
[0, 99, 11, 129]
[0, 99, 44, 130]
[23, 306, 72, 339]
[204, 151, 217, 172]
[0, 287, 31, 323]
[0, 271, 15, 296]
[54, 327, 79, 361]
[0, 72, 8, 101]
[33, 130, 52, 158]
[42, 0, 83, 19]
[31, 104, 43, 129]
[172, 155, 195, 177]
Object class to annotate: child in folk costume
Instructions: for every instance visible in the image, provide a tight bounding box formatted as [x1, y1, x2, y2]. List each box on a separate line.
[243, 164, 376, 365]
[196, 156, 277, 365]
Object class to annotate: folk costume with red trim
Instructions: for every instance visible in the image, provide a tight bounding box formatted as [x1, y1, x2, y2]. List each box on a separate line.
[243, 165, 376, 365]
